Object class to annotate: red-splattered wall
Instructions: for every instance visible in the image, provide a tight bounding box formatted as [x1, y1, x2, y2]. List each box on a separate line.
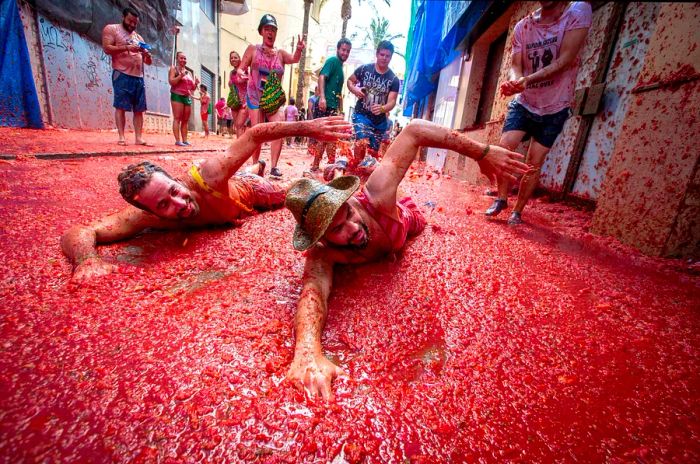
[21, 9, 172, 132]
[591, 3, 700, 258]
[444, 2, 698, 257]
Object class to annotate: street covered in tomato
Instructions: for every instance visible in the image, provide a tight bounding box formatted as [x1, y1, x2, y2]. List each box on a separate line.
[0, 135, 698, 462]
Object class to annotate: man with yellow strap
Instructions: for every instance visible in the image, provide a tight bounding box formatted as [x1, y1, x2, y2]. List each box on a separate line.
[61, 117, 352, 282]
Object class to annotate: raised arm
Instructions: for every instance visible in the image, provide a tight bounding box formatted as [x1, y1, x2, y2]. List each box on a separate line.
[61, 207, 164, 282]
[281, 34, 306, 64]
[198, 117, 352, 191]
[286, 251, 343, 401]
[365, 119, 529, 214]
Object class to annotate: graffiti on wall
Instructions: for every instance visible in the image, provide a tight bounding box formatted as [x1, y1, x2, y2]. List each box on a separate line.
[37, 15, 170, 129]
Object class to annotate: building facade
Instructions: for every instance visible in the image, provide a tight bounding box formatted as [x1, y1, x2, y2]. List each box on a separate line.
[403, 1, 700, 258]
[17, 0, 220, 134]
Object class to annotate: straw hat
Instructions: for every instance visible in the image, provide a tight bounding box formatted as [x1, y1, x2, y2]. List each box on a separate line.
[286, 176, 360, 251]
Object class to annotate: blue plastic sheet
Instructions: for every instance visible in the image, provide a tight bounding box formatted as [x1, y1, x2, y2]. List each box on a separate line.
[402, 0, 489, 117]
[0, 0, 43, 128]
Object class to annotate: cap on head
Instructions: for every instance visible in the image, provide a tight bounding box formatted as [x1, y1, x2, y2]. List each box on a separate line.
[258, 14, 278, 34]
[285, 176, 360, 251]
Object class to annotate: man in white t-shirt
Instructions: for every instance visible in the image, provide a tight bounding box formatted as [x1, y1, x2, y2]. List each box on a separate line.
[485, 1, 592, 225]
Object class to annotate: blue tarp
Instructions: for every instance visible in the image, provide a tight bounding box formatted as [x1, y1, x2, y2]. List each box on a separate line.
[402, 0, 490, 117]
[0, 0, 43, 128]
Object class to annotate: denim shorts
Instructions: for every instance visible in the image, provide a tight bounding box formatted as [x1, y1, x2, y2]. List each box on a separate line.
[503, 100, 570, 148]
[112, 70, 147, 113]
[352, 112, 387, 151]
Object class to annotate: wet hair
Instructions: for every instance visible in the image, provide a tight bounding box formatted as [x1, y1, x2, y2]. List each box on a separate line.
[123, 6, 139, 18]
[377, 40, 394, 55]
[289, 97, 296, 105]
[118, 161, 173, 209]
[337, 38, 352, 49]
[200, 84, 207, 91]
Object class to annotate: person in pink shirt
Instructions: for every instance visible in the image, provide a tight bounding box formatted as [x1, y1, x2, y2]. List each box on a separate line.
[485, 1, 592, 225]
[101, 7, 153, 146]
[228, 51, 249, 138]
[168, 51, 199, 146]
[214, 97, 226, 135]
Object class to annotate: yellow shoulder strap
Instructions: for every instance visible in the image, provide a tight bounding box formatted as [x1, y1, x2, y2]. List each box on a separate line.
[189, 165, 225, 199]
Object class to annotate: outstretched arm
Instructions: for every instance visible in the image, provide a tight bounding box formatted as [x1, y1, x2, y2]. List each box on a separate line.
[365, 119, 529, 214]
[199, 117, 352, 190]
[61, 207, 166, 282]
[286, 251, 343, 401]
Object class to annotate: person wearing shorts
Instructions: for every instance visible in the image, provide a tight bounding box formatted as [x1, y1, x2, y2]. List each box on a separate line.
[101, 6, 152, 146]
[484, 1, 592, 225]
[197, 84, 211, 137]
[238, 14, 307, 178]
[347, 40, 399, 164]
[169, 51, 199, 146]
[308, 38, 352, 172]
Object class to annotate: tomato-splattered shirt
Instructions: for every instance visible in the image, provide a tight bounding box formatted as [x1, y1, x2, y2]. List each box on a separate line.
[102, 24, 145, 78]
[512, 2, 592, 115]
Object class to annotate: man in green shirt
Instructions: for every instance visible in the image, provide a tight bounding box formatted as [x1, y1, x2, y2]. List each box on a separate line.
[308, 38, 352, 172]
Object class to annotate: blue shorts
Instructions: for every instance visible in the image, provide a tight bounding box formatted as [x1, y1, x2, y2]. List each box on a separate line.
[246, 94, 259, 110]
[352, 112, 387, 151]
[112, 70, 147, 113]
[503, 100, 569, 148]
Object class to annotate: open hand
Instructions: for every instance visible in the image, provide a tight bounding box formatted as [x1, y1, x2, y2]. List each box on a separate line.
[72, 258, 118, 283]
[307, 116, 352, 141]
[286, 352, 344, 401]
[478, 144, 528, 184]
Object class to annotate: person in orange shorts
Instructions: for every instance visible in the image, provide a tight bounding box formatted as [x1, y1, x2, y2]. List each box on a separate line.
[61, 117, 352, 282]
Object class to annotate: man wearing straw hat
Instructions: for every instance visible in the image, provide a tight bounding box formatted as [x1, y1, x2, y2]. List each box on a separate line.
[285, 119, 529, 400]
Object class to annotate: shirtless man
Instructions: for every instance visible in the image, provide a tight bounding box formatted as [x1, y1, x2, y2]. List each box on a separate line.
[285, 119, 529, 400]
[61, 117, 352, 282]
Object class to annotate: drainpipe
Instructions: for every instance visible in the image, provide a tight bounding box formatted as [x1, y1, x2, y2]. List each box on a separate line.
[288, 36, 295, 98]
[33, 7, 54, 126]
[217, 6, 221, 105]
